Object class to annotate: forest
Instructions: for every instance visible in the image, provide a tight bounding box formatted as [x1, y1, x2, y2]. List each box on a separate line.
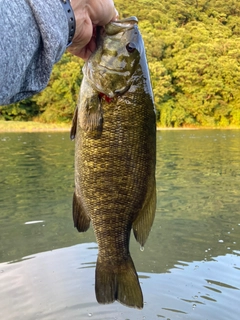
[1, 0, 240, 127]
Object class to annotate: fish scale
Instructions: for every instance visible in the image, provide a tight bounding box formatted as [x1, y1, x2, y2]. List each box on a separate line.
[71, 17, 156, 309]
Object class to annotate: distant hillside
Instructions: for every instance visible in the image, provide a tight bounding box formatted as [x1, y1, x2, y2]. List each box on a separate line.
[1, 0, 240, 128]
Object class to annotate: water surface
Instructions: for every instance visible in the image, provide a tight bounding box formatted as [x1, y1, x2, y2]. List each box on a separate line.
[0, 130, 240, 319]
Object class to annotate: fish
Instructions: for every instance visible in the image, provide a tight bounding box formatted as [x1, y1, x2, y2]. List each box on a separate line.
[70, 16, 156, 309]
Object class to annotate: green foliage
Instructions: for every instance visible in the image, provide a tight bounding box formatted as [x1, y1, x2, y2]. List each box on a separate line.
[1, 0, 240, 127]
[32, 53, 83, 123]
[0, 99, 39, 121]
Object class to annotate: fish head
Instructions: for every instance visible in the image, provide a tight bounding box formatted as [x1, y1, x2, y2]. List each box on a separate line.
[84, 17, 145, 98]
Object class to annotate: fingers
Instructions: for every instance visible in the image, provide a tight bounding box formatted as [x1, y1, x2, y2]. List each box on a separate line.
[88, 0, 117, 25]
[67, 0, 118, 59]
[112, 8, 119, 21]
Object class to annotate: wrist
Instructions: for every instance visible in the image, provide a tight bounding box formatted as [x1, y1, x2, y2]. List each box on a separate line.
[59, 0, 76, 47]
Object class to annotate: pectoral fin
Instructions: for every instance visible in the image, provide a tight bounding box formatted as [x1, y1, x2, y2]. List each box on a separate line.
[73, 192, 91, 232]
[79, 82, 103, 138]
[133, 178, 156, 246]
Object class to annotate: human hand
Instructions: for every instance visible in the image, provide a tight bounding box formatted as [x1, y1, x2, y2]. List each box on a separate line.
[67, 0, 118, 60]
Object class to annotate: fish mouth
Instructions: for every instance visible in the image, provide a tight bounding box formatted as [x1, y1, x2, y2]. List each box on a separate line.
[96, 17, 138, 40]
[105, 16, 138, 35]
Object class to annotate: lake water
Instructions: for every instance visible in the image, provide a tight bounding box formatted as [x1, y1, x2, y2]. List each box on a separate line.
[0, 130, 240, 320]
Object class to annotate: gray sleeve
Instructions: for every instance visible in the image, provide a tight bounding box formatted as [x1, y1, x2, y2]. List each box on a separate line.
[0, 0, 69, 105]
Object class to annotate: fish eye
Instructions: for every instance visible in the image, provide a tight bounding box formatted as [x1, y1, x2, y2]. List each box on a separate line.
[126, 42, 136, 53]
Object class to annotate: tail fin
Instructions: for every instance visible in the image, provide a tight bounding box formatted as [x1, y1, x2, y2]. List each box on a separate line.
[95, 255, 143, 309]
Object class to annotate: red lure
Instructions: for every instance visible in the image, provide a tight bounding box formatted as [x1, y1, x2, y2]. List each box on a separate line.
[99, 92, 113, 103]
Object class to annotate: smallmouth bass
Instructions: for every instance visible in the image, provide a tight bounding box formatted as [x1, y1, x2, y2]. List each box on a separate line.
[71, 17, 156, 309]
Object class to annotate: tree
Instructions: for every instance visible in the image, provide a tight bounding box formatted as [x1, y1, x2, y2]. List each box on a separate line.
[1, 0, 240, 127]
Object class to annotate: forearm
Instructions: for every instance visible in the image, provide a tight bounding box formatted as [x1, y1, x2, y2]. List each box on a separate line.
[0, 0, 68, 105]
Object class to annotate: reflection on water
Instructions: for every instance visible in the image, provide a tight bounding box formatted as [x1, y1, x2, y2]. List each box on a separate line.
[0, 130, 240, 319]
[1, 244, 240, 320]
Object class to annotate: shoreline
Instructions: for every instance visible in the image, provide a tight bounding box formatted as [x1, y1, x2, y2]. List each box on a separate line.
[0, 121, 71, 133]
[0, 121, 239, 132]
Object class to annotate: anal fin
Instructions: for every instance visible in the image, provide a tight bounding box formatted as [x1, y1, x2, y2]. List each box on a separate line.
[73, 192, 91, 232]
[133, 177, 156, 246]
